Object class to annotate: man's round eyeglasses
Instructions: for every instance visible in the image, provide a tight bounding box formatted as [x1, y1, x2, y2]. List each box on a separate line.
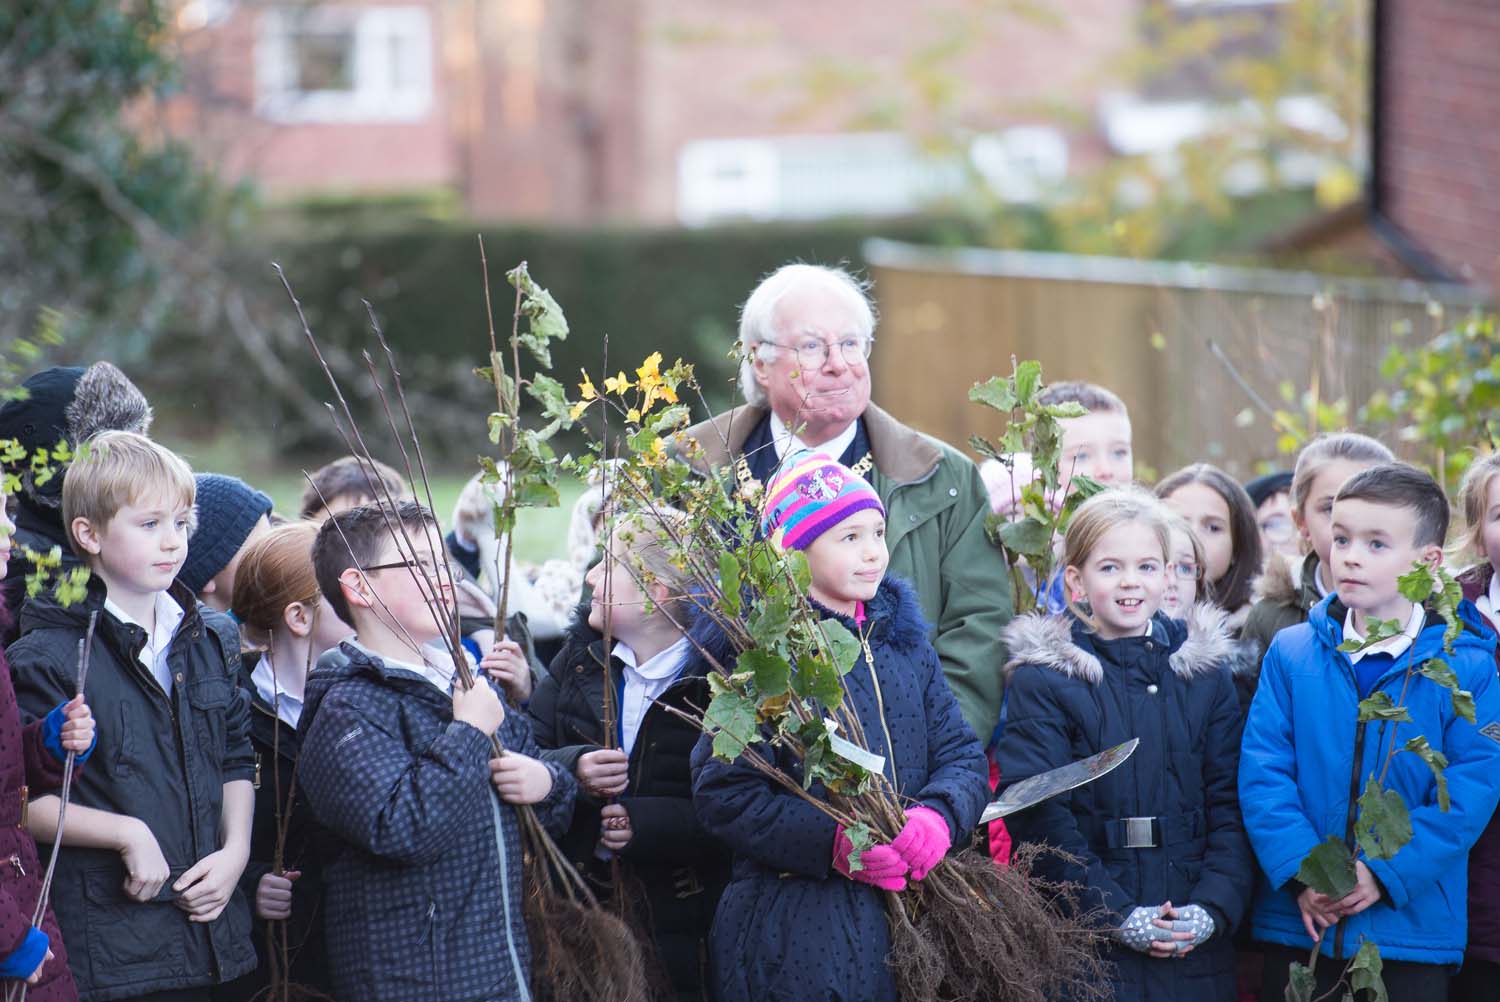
[770, 335, 874, 370]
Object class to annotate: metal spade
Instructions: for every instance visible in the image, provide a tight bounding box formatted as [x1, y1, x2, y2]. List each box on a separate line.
[979, 737, 1140, 825]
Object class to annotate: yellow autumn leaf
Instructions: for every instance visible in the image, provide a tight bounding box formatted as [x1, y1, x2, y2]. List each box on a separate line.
[569, 399, 591, 421]
[636, 352, 663, 382]
[604, 371, 633, 395]
[626, 407, 641, 423]
[578, 370, 597, 400]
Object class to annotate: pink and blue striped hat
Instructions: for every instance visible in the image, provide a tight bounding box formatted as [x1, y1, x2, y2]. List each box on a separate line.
[761, 451, 885, 551]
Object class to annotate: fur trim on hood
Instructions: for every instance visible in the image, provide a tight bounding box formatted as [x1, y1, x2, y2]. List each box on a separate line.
[1252, 551, 1314, 608]
[1003, 602, 1238, 686]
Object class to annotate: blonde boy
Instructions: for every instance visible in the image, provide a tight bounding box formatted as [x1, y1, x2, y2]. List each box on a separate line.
[299, 500, 575, 1002]
[7, 430, 257, 1000]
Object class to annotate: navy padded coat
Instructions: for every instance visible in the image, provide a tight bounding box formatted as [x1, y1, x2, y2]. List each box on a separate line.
[690, 577, 989, 1002]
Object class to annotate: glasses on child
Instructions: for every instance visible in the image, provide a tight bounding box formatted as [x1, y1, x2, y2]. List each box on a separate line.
[770, 335, 875, 370]
[365, 557, 455, 580]
[1170, 561, 1200, 581]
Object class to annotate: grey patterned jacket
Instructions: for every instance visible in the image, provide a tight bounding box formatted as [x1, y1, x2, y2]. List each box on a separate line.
[298, 642, 575, 1002]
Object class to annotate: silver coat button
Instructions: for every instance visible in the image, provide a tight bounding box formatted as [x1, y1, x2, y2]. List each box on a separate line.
[948, 487, 958, 497]
[1146, 684, 1159, 694]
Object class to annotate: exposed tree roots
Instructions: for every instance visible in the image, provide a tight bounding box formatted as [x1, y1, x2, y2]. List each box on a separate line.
[522, 844, 651, 1002]
[887, 844, 1112, 1002]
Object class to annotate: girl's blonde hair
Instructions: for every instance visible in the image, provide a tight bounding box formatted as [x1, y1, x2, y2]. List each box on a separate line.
[1290, 433, 1395, 514]
[1062, 488, 1173, 625]
[608, 505, 694, 613]
[1456, 452, 1500, 561]
[232, 522, 322, 649]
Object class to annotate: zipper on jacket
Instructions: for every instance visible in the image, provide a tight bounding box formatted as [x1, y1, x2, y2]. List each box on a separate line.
[489, 791, 532, 1002]
[1334, 720, 1368, 961]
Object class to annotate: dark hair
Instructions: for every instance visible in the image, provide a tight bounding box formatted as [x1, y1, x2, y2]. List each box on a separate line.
[1155, 463, 1264, 613]
[312, 500, 437, 624]
[1037, 380, 1128, 417]
[300, 456, 409, 520]
[1335, 463, 1450, 548]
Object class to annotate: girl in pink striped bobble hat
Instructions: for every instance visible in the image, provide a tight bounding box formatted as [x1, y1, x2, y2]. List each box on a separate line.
[696, 450, 989, 1002]
[760, 451, 887, 616]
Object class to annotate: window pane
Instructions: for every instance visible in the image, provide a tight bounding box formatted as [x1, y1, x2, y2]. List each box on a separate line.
[292, 30, 355, 92]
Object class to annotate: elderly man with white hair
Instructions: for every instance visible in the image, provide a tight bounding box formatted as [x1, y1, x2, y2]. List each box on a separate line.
[682, 263, 1013, 741]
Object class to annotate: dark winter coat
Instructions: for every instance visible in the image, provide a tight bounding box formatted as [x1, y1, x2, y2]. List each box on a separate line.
[297, 641, 576, 1002]
[1239, 552, 1322, 705]
[690, 577, 990, 1002]
[996, 605, 1254, 1002]
[215, 652, 334, 1001]
[0, 601, 78, 1001]
[1240, 594, 1500, 964]
[6, 579, 257, 1001]
[1455, 566, 1500, 966]
[528, 610, 730, 1001]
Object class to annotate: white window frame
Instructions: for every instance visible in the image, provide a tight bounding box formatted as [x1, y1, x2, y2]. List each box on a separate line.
[255, 6, 433, 124]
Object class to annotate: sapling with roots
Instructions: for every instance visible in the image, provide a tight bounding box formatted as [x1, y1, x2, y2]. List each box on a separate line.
[1282, 562, 1476, 1002]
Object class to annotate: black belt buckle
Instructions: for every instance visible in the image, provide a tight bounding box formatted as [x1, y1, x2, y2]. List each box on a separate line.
[672, 866, 703, 899]
[1121, 816, 1157, 849]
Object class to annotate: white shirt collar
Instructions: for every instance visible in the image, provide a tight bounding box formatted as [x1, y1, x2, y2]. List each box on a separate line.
[352, 639, 475, 695]
[768, 411, 858, 463]
[613, 636, 692, 757]
[1479, 571, 1500, 634]
[105, 591, 186, 693]
[1343, 602, 1425, 664]
[1314, 559, 1333, 599]
[250, 653, 304, 728]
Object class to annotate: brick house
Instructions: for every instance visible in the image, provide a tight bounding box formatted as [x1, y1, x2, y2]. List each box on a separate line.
[1269, 0, 1500, 290]
[163, 0, 1341, 226]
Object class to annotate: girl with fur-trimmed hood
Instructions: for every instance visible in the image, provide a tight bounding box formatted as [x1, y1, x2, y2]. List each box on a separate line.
[996, 488, 1254, 1002]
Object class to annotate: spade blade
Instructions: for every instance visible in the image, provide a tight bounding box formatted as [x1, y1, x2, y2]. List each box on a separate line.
[979, 737, 1139, 825]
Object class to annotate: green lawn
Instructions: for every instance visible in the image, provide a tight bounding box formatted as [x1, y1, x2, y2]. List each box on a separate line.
[163, 437, 584, 566]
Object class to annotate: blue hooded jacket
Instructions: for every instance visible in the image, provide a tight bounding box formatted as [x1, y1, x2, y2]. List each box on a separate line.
[1239, 593, 1500, 964]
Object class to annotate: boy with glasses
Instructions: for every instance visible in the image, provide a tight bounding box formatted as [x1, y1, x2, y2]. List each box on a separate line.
[300, 500, 575, 1002]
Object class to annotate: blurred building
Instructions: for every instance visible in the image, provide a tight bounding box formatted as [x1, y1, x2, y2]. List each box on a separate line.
[1269, 0, 1500, 289]
[162, 0, 1349, 227]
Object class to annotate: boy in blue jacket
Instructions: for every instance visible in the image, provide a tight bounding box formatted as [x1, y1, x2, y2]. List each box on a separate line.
[1241, 463, 1500, 1000]
[298, 501, 575, 1002]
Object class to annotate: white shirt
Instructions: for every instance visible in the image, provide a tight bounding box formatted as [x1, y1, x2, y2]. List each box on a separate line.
[614, 636, 692, 757]
[768, 411, 858, 463]
[250, 653, 304, 728]
[353, 640, 475, 696]
[1475, 572, 1500, 634]
[1313, 559, 1333, 599]
[1343, 603, 1426, 664]
[105, 592, 185, 695]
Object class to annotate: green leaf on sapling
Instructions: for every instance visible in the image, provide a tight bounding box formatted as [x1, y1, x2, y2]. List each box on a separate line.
[1294, 835, 1357, 898]
[998, 517, 1052, 561]
[1283, 961, 1314, 1002]
[1348, 941, 1387, 1002]
[1014, 359, 1043, 406]
[842, 821, 874, 873]
[741, 649, 792, 699]
[1401, 735, 1450, 811]
[1354, 778, 1412, 861]
[718, 552, 741, 618]
[703, 689, 759, 761]
[1397, 565, 1436, 604]
[1355, 692, 1411, 724]
[526, 372, 574, 430]
[969, 377, 1017, 413]
[816, 619, 862, 675]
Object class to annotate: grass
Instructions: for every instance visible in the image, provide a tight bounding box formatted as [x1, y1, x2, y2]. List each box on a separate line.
[161, 434, 584, 566]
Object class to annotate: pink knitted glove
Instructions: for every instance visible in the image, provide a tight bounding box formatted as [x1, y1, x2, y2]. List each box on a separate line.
[890, 805, 951, 881]
[832, 826, 909, 891]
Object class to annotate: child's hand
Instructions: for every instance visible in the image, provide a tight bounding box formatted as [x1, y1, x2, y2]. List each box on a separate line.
[452, 675, 505, 735]
[117, 818, 170, 902]
[576, 749, 629, 799]
[490, 753, 555, 804]
[59, 694, 94, 754]
[173, 847, 249, 923]
[255, 870, 300, 921]
[1149, 902, 1215, 958]
[598, 803, 633, 853]
[1334, 860, 1382, 917]
[481, 640, 533, 704]
[1296, 885, 1341, 943]
[24, 948, 53, 985]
